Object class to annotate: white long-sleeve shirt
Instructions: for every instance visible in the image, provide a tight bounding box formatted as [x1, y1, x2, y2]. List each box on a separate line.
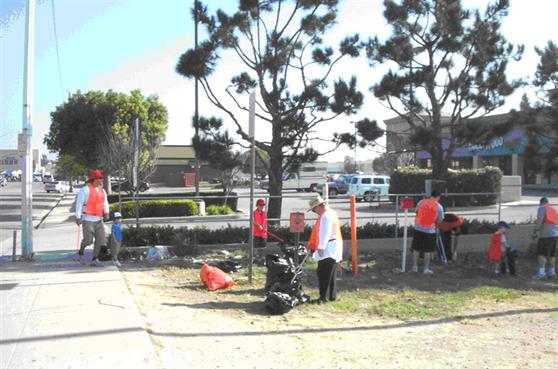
[75, 184, 109, 222]
[313, 207, 343, 262]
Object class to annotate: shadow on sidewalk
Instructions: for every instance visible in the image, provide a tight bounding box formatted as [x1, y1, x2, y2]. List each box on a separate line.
[150, 307, 558, 339]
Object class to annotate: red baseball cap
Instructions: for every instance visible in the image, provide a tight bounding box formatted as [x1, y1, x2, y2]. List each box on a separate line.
[88, 169, 105, 181]
[256, 199, 266, 206]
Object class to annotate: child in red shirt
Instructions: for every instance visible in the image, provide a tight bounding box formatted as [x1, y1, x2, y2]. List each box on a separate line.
[253, 198, 267, 249]
[488, 221, 515, 275]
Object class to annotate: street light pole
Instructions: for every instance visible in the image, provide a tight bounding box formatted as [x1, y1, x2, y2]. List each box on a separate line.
[194, 0, 200, 197]
[21, 0, 35, 260]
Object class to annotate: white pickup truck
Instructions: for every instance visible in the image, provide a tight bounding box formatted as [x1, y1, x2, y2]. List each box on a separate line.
[260, 161, 328, 192]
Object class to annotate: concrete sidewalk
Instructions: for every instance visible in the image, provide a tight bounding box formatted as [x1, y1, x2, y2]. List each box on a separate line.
[0, 251, 160, 369]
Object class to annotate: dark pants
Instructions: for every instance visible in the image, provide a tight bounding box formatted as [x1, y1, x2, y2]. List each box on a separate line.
[500, 249, 517, 276]
[317, 258, 338, 302]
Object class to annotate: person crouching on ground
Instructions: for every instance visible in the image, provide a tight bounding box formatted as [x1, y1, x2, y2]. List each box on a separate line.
[109, 212, 123, 268]
[75, 169, 109, 266]
[308, 195, 343, 304]
[411, 190, 444, 274]
[253, 198, 268, 250]
[532, 197, 557, 279]
[488, 221, 515, 276]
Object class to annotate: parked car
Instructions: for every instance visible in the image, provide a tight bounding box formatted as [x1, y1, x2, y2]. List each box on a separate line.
[348, 174, 390, 202]
[113, 180, 150, 193]
[45, 181, 70, 193]
[42, 173, 54, 183]
[32, 172, 43, 182]
[316, 175, 354, 198]
[0, 175, 7, 187]
[260, 161, 328, 192]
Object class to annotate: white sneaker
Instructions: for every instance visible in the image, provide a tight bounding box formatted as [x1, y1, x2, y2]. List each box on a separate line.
[90, 259, 103, 267]
[411, 266, 418, 273]
[112, 260, 122, 268]
[423, 268, 434, 274]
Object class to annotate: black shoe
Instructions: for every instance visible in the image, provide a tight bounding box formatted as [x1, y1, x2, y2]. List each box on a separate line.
[311, 298, 326, 305]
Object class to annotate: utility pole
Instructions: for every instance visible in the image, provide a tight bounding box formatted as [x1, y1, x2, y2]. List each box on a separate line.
[193, 0, 200, 197]
[21, 0, 35, 260]
[248, 92, 256, 283]
[133, 118, 140, 228]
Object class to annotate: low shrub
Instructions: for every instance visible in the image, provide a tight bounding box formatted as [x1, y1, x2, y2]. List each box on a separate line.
[109, 199, 198, 218]
[107, 191, 238, 211]
[206, 205, 234, 215]
[120, 218, 501, 247]
[390, 166, 502, 206]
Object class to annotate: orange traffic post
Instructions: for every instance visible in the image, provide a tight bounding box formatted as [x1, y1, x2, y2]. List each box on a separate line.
[350, 195, 358, 275]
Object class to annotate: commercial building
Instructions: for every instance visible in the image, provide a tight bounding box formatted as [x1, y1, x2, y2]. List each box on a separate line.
[384, 113, 557, 185]
[0, 148, 41, 173]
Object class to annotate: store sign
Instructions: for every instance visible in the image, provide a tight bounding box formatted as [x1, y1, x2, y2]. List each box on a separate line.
[289, 212, 305, 233]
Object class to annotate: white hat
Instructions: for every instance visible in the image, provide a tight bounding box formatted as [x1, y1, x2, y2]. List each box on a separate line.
[307, 195, 326, 212]
[114, 212, 122, 219]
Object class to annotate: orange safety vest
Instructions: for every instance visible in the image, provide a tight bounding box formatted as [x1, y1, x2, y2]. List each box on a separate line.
[307, 208, 343, 251]
[415, 198, 439, 228]
[543, 204, 558, 225]
[84, 183, 105, 217]
[488, 232, 503, 262]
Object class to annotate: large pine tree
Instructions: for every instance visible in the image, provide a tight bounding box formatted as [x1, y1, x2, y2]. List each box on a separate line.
[176, 0, 382, 221]
[367, 0, 523, 179]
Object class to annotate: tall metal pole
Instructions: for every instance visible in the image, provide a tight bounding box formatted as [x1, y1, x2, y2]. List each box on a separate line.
[194, 0, 200, 197]
[248, 92, 256, 283]
[133, 118, 140, 228]
[21, 0, 35, 259]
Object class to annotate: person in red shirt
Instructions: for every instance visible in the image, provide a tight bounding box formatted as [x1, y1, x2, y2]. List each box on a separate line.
[253, 198, 267, 249]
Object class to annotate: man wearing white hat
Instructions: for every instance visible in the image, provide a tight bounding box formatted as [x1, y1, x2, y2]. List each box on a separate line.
[307, 195, 343, 304]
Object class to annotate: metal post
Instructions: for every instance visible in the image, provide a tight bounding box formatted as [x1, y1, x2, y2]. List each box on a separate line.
[497, 191, 501, 222]
[324, 182, 329, 201]
[12, 230, 18, 261]
[21, 0, 35, 260]
[401, 209, 408, 272]
[248, 92, 256, 283]
[193, 0, 200, 197]
[133, 118, 140, 228]
[394, 195, 400, 237]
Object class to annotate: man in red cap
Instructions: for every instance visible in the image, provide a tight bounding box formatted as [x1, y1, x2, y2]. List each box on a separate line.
[75, 169, 110, 266]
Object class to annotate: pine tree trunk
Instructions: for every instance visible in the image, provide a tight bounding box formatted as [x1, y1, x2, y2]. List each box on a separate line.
[267, 151, 283, 226]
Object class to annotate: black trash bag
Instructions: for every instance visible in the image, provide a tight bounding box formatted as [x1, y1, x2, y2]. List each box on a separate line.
[264, 292, 297, 315]
[98, 245, 112, 261]
[216, 260, 242, 273]
[264, 254, 295, 291]
[279, 243, 308, 262]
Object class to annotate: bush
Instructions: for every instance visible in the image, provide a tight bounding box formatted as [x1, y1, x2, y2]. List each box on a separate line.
[206, 205, 234, 215]
[107, 191, 238, 211]
[119, 219, 501, 247]
[109, 199, 198, 218]
[389, 166, 502, 206]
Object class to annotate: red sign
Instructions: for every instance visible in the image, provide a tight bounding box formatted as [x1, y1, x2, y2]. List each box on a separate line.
[399, 197, 414, 210]
[184, 173, 196, 187]
[289, 212, 305, 233]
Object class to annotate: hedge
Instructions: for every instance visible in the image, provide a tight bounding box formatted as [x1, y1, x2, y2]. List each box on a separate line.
[109, 199, 198, 218]
[389, 166, 502, 206]
[206, 205, 234, 215]
[107, 191, 238, 211]
[120, 218, 501, 247]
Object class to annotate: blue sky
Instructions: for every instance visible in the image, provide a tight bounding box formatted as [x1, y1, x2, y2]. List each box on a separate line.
[1, 0, 557, 162]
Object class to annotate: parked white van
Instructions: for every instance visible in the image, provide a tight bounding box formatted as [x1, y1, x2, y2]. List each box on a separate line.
[348, 174, 390, 201]
[260, 161, 328, 192]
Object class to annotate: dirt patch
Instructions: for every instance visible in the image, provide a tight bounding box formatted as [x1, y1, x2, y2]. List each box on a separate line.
[121, 250, 558, 369]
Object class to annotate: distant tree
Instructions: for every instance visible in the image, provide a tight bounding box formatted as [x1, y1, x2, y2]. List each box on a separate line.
[176, 0, 382, 221]
[343, 155, 358, 174]
[45, 90, 168, 190]
[509, 41, 558, 183]
[366, 0, 523, 179]
[55, 154, 87, 189]
[193, 116, 244, 201]
[373, 151, 415, 174]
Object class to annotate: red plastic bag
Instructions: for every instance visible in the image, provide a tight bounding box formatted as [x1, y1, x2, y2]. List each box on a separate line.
[200, 264, 236, 291]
